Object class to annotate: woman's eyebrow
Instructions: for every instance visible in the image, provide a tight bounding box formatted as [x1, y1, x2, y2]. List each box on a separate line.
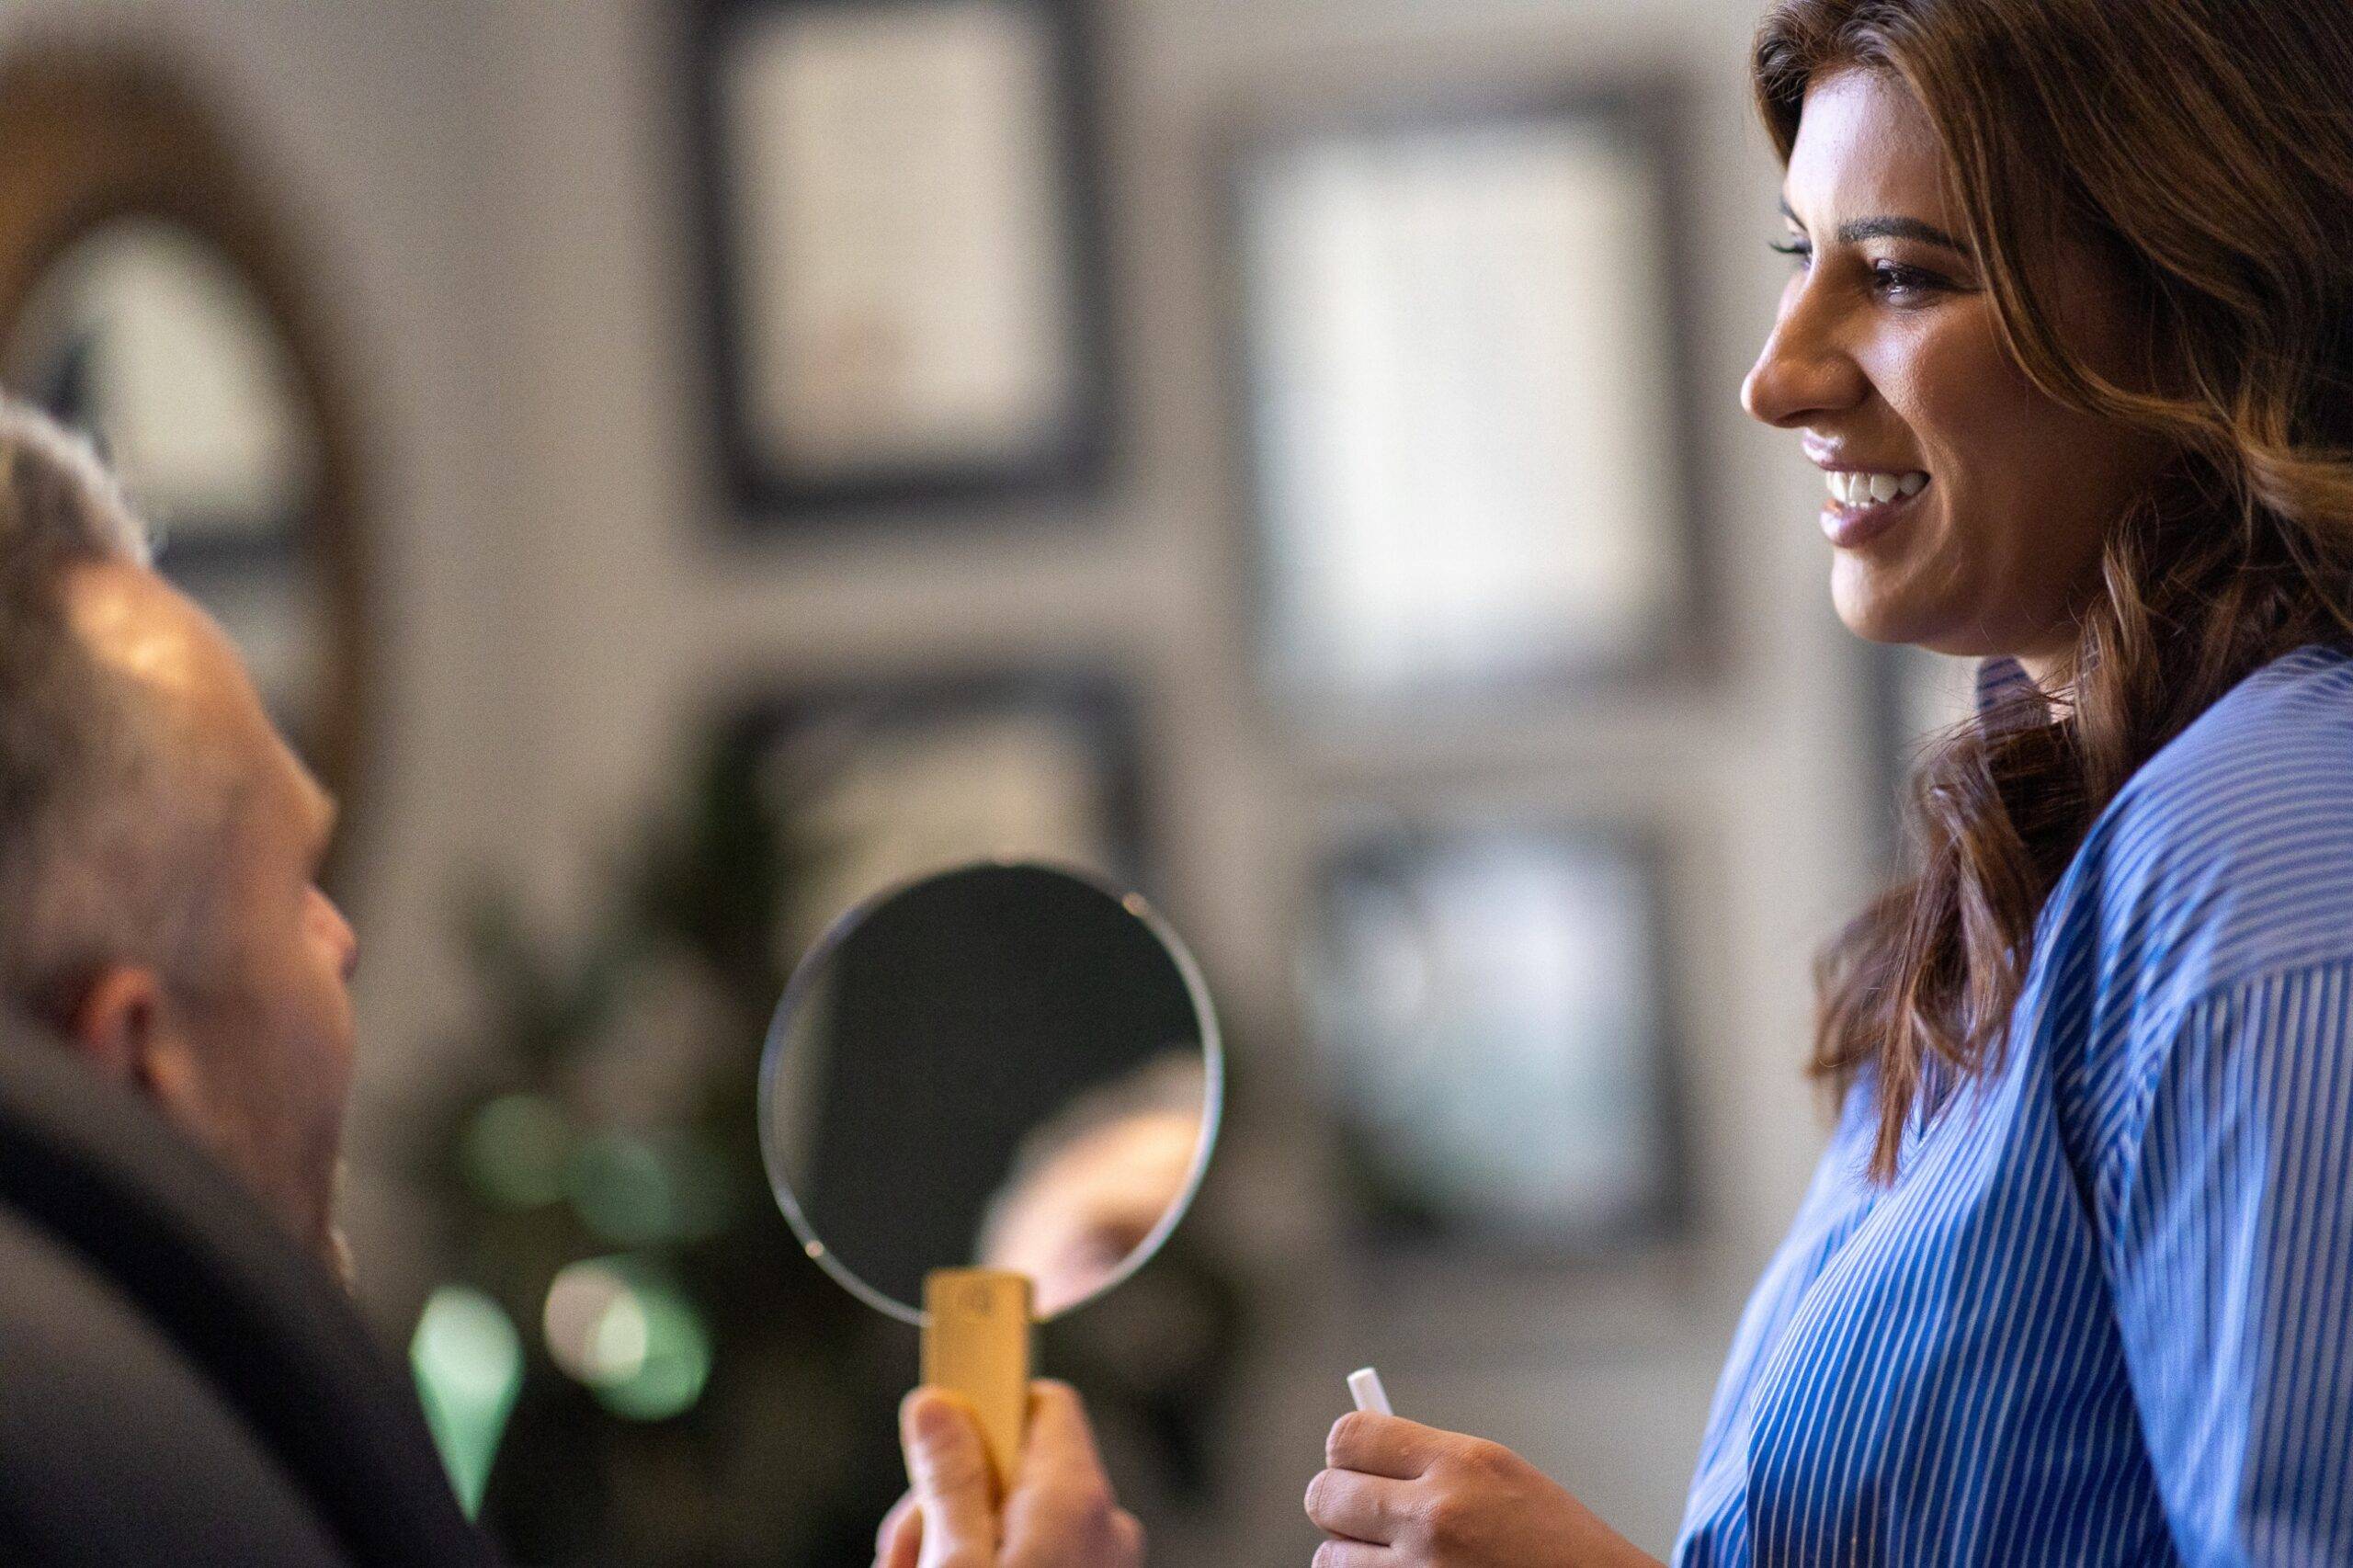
[1779, 198, 1967, 256]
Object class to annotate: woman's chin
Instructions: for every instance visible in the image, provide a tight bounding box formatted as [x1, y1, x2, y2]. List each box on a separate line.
[1829, 558, 1933, 646]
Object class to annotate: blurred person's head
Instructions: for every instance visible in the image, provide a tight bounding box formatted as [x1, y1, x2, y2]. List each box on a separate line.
[1745, 0, 2353, 1174]
[0, 401, 357, 1268]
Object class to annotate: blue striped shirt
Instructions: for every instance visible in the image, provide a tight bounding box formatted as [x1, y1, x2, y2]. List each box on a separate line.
[1676, 644, 2353, 1566]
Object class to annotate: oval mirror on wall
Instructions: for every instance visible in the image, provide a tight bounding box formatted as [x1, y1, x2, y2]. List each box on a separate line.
[0, 45, 370, 882]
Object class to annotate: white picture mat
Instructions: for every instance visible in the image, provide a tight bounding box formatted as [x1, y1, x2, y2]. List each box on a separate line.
[1310, 830, 1670, 1239]
[8, 217, 316, 536]
[1240, 113, 1686, 699]
[722, 0, 1079, 473]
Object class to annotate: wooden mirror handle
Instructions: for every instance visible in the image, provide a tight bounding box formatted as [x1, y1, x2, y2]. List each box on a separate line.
[921, 1268, 1032, 1494]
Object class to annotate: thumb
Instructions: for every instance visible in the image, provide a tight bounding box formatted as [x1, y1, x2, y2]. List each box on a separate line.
[874, 1491, 922, 1568]
[901, 1389, 997, 1567]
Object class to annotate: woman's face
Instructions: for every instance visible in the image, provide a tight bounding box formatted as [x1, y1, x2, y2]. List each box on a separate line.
[1743, 68, 2169, 673]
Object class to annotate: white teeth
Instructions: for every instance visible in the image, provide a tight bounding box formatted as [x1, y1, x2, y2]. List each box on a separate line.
[1824, 470, 1931, 506]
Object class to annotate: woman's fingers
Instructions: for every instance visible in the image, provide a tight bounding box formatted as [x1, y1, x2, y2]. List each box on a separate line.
[874, 1491, 921, 1568]
[1312, 1540, 1395, 1568]
[892, 1381, 1144, 1568]
[1325, 1412, 1442, 1480]
[1022, 1380, 1113, 1490]
[1002, 1380, 1143, 1568]
[1304, 1466, 1416, 1544]
[901, 1389, 998, 1567]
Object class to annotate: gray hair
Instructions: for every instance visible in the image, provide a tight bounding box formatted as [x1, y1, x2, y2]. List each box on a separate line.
[0, 397, 206, 1020]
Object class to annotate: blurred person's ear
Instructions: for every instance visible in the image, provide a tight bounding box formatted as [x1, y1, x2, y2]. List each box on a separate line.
[64, 965, 198, 1113]
[64, 965, 162, 1084]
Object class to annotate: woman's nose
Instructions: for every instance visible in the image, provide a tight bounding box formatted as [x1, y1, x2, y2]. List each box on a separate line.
[1742, 301, 1867, 429]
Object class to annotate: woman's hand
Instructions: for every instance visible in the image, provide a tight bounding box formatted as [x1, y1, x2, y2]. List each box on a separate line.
[1304, 1412, 1663, 1568]
[875, 1381, 1143, 1568]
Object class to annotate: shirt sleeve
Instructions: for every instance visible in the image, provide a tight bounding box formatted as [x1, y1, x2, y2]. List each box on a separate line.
[2104, 957, 2353, 1566]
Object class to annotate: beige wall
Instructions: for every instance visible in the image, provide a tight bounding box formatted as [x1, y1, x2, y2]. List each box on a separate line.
[0, 0, 1887, 1557]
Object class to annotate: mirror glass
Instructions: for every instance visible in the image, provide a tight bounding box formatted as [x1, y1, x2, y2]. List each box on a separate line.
[4, 214, 329, 753]
[760, 860, 1222, 1324]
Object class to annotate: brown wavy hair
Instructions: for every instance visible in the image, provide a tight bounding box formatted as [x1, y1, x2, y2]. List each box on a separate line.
[1755, 0, 2353, 1177]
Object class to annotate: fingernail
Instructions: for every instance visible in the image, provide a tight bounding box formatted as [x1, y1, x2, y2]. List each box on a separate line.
[909, 1393, 957, 1449]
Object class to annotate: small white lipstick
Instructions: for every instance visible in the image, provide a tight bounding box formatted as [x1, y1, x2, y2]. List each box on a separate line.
[1347, 1367, 1393, 1417]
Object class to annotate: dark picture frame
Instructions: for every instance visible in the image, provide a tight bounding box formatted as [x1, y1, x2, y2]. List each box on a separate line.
[1219, 78, 1715, 718]
[684, 0, 1117, 525]
[720, 667, 1151, 949]
[1300, 810, 1690, 1256]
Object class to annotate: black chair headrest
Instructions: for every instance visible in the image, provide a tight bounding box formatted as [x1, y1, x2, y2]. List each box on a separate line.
[0, 1014, 496, 1568]
[0, 1199, 353, 1564]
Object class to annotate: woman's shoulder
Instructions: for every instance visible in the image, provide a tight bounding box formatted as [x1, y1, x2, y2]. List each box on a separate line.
[2053, 643, 2353, 1023]
[2115, 642, 2353, 836]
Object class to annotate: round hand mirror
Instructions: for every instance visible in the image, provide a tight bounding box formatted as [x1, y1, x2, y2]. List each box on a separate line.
[758, 860, 1222, 1482]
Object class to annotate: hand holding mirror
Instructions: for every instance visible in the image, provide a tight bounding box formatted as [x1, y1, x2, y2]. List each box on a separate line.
[758, 860, 1222, 1487]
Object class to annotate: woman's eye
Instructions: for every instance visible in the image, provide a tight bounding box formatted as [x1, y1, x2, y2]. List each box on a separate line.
[1766, 240, 1949, 301]
[1872, 261, 1946, 301]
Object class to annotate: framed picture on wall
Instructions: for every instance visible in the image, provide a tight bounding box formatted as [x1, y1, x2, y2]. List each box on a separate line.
[1224, 83, 1708, 715]
[686, 0, 1116, 523]
[724, 669, 1148, 949]
[1301, 812, 1687, 1253]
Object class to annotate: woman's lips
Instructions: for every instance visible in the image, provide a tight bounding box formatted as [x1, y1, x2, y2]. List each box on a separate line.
[1820, 479, 1928, 549]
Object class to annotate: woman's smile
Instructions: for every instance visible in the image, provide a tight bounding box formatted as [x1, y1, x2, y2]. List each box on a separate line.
[1813, 459, 1932, 549]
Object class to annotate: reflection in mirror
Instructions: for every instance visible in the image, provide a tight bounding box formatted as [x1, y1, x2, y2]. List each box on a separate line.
[4, 215, 328, 752]
[760, 861, 1222, 1324]
[976, 1051, 1206, 1315]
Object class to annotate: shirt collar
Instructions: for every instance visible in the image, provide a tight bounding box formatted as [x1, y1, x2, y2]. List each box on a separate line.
[1973, 655, 2047, 728]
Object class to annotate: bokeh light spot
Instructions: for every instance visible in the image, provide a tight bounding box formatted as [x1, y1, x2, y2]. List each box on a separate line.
[542, 1256, 713, 1423]
[411, 1285, 522, 1518]
[461, 1094, 573, 1209]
